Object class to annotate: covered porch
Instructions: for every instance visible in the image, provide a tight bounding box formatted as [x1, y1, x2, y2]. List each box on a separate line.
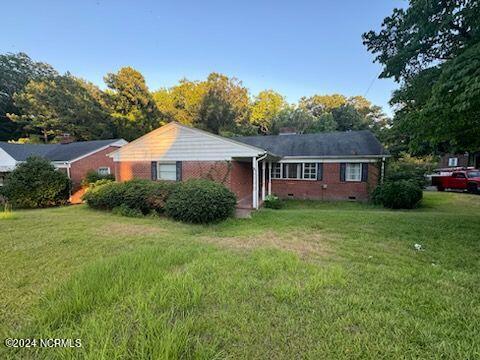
[233, 153, 280, 210]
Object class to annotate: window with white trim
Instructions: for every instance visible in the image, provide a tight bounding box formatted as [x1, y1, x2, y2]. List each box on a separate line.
[345, 163, 362, 182]
[303, 163, 317, 179]
[272, 163, 282, 179]
[448, 157, 458, 167]
[97, 167, 110, 176]
[157, 163, 177, 181]
[283, 163, 302, 179]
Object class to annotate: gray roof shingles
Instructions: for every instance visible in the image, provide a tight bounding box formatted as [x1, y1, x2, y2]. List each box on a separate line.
[0, 139, 122, 162]
[235, 130, 387, 157]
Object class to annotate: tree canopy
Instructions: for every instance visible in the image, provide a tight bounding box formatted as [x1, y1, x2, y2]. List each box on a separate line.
[1, 52, 390, 144]
[363, 0, 480, 154]
[0, 53, 57, 140]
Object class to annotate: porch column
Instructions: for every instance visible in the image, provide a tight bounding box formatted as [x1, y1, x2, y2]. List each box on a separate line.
[268, 162, 272, 195]
[261, 160, 266, 201]
[252, 157, 258, 209]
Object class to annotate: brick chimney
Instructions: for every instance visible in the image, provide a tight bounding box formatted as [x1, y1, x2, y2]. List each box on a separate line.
[59, 133, 75, 144]
[279, 127, 297, 135]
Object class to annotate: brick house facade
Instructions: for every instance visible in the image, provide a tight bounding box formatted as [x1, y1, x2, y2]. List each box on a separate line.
[110, 122, 388, 209]
[271, 163, 379, 201]
[0, 139, 127, 203]
[115, 159, 254, 206]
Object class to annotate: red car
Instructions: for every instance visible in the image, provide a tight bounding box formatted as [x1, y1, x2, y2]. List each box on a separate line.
[431, 168, 480, 193]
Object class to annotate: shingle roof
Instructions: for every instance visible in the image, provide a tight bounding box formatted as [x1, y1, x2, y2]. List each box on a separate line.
[235, 130, 387, 157]
[0, 139, 123, 162]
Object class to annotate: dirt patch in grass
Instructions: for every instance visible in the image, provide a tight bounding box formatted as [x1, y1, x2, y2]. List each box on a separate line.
[199, 230, 336, 258]
[95, 222, 166, 237]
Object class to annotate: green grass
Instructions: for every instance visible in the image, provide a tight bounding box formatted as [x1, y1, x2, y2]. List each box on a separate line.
[1, 192, 479, 359]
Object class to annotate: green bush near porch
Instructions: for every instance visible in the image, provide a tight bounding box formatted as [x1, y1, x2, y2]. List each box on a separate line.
[165, 179, 237, 223]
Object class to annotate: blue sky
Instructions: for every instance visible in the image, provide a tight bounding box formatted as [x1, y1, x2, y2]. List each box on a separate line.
[2, 0, 403, 115]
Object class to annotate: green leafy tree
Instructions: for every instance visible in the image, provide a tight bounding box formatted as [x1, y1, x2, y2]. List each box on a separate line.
[363, 0, 480, 153]
[299, 94, 347, 117]
[197, 87, 236, 134]
[363, 0, 480, 80]
[152, 79, 207, 126]
[196, 73, 251, 134]
[10, 75, 113, 142]
[270, 107, 317, 134]
[331, 105, 367, 131]
[0, 52, 57, 140]
[250, 90, 287, 134]
[104, 67, 162, 140]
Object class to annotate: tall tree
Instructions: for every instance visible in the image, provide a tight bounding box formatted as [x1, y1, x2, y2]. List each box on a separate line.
[197, 87, 236, 134]
[270, 107, 317, 134]
[152, 79, 207, 126]
[250, 90, 287, 134]
[196, 73, 251, 134]
[0, 52, 57, 140]
[299, 94, 348, 117]
[363, 0, 480, 153]
[363, 0, 480, 80]
[104, 67, 162, 140]
[10, 75, 113, 142]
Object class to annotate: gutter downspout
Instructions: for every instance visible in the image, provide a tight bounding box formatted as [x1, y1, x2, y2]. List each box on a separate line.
[381, 157, 386, 184]
[68, 162, 73, 198]
[258, 153, 268, 205]
[253, 153, 268, 210]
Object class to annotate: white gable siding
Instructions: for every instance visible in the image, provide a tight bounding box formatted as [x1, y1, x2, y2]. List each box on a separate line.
[0, 147, 17, 172]
[112, 124, 263, 162]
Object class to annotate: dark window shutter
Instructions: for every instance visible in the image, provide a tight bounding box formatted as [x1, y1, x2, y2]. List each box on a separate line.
[151, 161, 157, 181]
[317, 163, 323, 181]
[176, 161, 182, 181]
[361, 163, 368, 182]
[340, 163, 346, 182]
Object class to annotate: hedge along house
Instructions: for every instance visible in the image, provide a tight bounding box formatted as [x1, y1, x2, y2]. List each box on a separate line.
[0, 139, 127, 202]
[109, 122, 389, 209]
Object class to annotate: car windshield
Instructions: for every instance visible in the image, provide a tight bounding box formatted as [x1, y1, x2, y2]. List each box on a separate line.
[467, 171, 480, 178]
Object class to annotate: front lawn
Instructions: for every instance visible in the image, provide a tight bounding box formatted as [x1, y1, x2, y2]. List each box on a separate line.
[1, 192, 479, 359]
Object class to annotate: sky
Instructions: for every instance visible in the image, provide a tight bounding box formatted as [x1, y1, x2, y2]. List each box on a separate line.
[2, 0, 404, 116]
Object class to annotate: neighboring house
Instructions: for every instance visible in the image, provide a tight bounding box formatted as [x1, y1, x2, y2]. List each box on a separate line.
[438, 152, 480, 169]
[109, 122, 388, 209]
[0, 139, 127, 201]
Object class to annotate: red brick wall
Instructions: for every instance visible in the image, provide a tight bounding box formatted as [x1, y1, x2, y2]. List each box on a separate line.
[115, 161, 151, 182]
[114, 160, 253, 204]
[230, 161, 253, 202]
[271, 163, 379, 201]
[182, 161, 231, 186]
[69, 146, 120, 188]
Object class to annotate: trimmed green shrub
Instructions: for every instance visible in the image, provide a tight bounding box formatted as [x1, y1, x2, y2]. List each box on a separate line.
[89, 179, 114, 189]
[82, 170, 115, 185]
[264, 195, 283, 209]
[165, 179, 237, 223]
[372, 180, 423, 209]
[1, 156, 71, 208]
[82, 181, 125, 210]
[82, 179, 176, 214]
[121, 179, 176, 214]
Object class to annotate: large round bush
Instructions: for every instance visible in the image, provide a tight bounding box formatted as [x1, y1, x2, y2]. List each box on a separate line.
[165, 179, 237, 223]
[1, 156, 71, 208]
[373, 180, 423, 209]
